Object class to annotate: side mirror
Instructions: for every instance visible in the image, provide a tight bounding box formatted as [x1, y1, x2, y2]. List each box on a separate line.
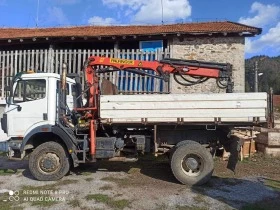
[4, 85, 11, 105]
[17, 105, 22, 112]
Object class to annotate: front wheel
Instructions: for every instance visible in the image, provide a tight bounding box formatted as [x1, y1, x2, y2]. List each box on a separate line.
[171, 143, 214, 186]
[29, 141, 70, 181]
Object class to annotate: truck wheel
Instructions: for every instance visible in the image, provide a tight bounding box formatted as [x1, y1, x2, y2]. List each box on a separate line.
[171, 143, 214, 186]
[29, 142, 70, 181]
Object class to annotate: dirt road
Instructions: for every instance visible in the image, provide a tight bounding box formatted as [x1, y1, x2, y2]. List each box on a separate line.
[0, 153, 279, 210]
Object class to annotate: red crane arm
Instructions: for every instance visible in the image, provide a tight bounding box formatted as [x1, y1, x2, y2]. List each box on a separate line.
[85, 56, 222, 78]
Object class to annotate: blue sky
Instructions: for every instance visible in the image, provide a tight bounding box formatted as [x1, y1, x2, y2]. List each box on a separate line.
[0, 0, 279, 58]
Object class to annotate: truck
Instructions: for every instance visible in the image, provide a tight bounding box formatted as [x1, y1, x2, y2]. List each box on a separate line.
[0, 56, 273, 186]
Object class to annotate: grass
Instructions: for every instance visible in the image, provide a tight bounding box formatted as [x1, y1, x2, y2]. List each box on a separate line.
[175, 206, 208, 210]
[21, 179, 77, 192]
[241, 198, 280, 210]
[264, 179, 280, 191]
[193, 195, 206, 204]
[85, 177, 94, 182]
[101, 176, 132, 188]
[85, 193, 130, 209]
[0, 152, 7, 157]
[128, 167, 140, 174]
[99, 185, 113, 191]
[0, 169, 19, 176]
[80, 171, 92, 176]
[68, 199, 81, 208]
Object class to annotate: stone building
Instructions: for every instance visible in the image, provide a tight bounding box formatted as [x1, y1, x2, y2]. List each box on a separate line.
[0, 21, 261, 95]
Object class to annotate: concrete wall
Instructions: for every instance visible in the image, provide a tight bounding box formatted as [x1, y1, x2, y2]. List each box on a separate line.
[169, 36, 245, 93]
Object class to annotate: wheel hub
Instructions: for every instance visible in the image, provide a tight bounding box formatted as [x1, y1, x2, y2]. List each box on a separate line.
[39, 153, 60, 173]
[185, 157, 199, 170]
[182, 154, 203, 177]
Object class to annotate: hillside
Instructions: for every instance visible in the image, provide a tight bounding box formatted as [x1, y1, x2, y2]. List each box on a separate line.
[245, 56, 280, 94]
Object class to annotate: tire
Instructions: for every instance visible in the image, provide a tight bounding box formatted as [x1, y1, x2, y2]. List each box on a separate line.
[29, 141, 70, 181]
[176, 140, 200, 148]
[171, 143, 214, 186]
[168, 140, 200, 163]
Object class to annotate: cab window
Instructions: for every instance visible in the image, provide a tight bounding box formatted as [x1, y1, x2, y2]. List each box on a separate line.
[13, 79, 46, 103]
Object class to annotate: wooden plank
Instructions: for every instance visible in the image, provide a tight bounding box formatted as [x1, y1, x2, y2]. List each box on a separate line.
[55, 50, 58, 73]
[109, 49, 114, 82]
[31, 49, 35, 71]
[0, 51, 3, 98]
[27, 50, 30, 70]
[63, 49, 68, 72]
[10, 51, 14, 77]
[59, 49, 63, 74]
[39, 50, 43, 71]
[101, 100, 267, 110]
[44, 49, 48, 72]
[129, 49, 134, 93]
[2, 51, 6, 91]
[6, 51, 10, 79]
[77, 49, 81, 73]
[72, 49, 76, 73]
[134, 49, 140, 93]
[23, 50, 26, 72]
[35, 49, 39, 71]
[83, 49, 87, 71]
[100, 109, 266, 119]
[100, 93, 267, 102]
[19, 50, 22, 73]
[14, 50, 18, 75]
[68, 49, 72, 73]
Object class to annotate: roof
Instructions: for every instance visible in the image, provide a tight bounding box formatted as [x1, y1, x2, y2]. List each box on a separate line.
[0, 21, 261, 40]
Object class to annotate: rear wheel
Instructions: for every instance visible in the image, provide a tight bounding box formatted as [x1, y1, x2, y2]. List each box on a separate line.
[171, 143, 214, 186]
[29, 141, 70, 181]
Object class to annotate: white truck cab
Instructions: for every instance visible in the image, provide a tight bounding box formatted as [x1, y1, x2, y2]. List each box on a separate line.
[2, 73, 75, 143]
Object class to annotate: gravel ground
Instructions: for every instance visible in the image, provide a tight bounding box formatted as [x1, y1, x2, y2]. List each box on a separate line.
[0, 153, 279, 210]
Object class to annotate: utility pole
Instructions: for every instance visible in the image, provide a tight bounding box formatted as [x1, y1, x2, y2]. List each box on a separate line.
[36, 0, 40, 27]
[254, 61, 258, 92]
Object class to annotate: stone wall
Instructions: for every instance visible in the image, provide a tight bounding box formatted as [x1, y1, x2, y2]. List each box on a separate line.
[169, 36, 245, 93]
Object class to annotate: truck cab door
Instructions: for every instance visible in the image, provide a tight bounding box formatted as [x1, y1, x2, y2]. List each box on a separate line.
[6, 79, 48, 137]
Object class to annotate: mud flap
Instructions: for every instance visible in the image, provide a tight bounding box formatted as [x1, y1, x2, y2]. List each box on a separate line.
[226, 136, 242, 172]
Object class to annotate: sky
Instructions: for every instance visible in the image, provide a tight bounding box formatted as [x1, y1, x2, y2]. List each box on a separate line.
[0, 0, 279, 58]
